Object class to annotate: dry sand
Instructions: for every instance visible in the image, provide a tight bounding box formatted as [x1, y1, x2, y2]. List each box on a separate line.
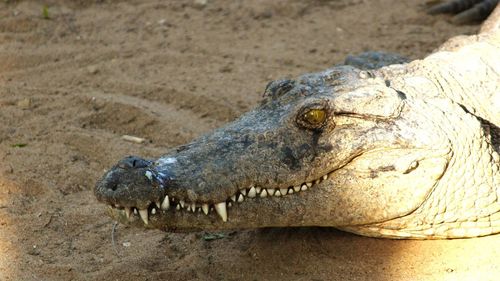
[0, 0, 498, 280]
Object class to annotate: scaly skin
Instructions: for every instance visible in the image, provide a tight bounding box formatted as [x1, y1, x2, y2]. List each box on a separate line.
[94, 6, 500, 239]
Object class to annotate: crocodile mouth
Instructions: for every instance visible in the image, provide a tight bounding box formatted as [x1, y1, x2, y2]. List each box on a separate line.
[107, 172, 331, 225]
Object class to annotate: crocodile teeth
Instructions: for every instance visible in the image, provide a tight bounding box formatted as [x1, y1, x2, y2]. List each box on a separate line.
[288, 188, 294, 194]
[231, 195, 237, 202]
[293, 185, 301, 192]
[151, 208, 157, 215]
[301, 184, 308, 191]
[240, 189, 247, 196]
[274, 190, 282, 197]
[255, 187, 262, 193]
[237, 194, 244, 202]
[176, 204, 181, 210]
[323, 175, 328, 180]
[260, 189, 268, 198]
[214, 202, 227, 222]
[280, 188, 288, 196]
[248, 186, 257, 198]
[161, 195, 170, 210]
[133, 208, 138, 215]
[228, 202, 232, 207]
[179, 200, 185, 208]
[125, 207, 132, 219]
[202, 204, 209, 215]
[155, 201, 161, 209]
[190, 203, 196, 212]
[306, 182, 313, 188]
[138, 209, 148, 224]
[267, 188, 275, 196]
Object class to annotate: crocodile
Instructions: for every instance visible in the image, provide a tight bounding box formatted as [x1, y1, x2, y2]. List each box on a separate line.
[94, 2, 500, 239]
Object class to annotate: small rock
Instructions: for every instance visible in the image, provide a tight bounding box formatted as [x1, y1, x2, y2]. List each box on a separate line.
[86, 65, 99, 75]
[219, 65, 232, 73]
[16, 98, 31, 109]
[122, 242, 131, 247]
[2, 165, 13, 174]
[193, 0, 208, 9]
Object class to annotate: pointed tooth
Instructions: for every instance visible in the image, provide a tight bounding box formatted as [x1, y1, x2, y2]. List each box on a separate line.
[197, 208, 201, 213]
[293, 185, 301, 192]
[288, 187, 294, 194]
[231, 195, 236, 202]
[255, 187, 262, 193]
[151, 208, 157, 215]
[240, 189, 247, 196]
[280, 188, 288, 196]
[214, 202, 227, 222]
[125, 207, 132, 219]
[267, 188, 275, 196]
[274, 190, 282, 197]
[323, 174, 328, 180]
[301, 184, 308, 191]
[306, 182, 313, 188]
[237, 194, 244, 203]
[228, 202, 232, 207]
[161, 195, 170, 210]
[190, 203, 196, 212]
[248, 186, 257, 198]
[138, 209, 148, 224]
[260, 189, 268, 198]
[179, 200, 185, 208]
[133, 208, 138, 215]
[202, 204, 209, 215]
[176, 204, 181, 210]
[315, 179, 321, 184]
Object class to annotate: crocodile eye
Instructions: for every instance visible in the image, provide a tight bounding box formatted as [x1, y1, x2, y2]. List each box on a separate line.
[303, 109, 326, 125]
[297, 107, 328, 130]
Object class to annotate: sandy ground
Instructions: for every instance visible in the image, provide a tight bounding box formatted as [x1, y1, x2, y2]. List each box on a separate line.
[0, 0, 498, 280]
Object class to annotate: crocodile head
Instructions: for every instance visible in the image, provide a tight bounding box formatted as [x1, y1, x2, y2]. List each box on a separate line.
[95, 65, 450, 233]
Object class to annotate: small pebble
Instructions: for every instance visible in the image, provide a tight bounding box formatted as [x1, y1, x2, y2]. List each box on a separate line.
[16, 98, 31, 109]
[122, 242, 131, 247]
[193, 0, 208, 9]
[87, 65, 99, 75]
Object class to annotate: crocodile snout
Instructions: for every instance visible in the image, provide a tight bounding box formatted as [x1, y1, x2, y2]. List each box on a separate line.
[94, 156, 164, 213]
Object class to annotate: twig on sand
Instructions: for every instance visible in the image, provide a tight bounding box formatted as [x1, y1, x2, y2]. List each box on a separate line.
[121, 135, 146, 144]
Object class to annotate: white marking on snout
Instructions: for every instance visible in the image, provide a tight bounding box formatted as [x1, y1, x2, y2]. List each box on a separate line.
[157, 157, 177, 165]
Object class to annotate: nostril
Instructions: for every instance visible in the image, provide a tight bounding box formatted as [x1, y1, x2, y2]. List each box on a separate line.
[118, 156, 151, 169]
[109, 183, 119, 191]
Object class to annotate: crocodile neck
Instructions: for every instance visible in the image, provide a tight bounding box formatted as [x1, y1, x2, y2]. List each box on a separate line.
[343, 33, 500, 239]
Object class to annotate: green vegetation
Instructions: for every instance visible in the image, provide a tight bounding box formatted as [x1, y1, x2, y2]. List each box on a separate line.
[42, 5, 50, 20]
[11, 143, 27, 148]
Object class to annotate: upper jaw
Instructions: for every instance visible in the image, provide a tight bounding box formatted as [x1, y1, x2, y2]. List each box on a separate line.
[100, 162, 334, 227]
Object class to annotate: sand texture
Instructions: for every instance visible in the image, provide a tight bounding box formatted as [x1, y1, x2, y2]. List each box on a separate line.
[0, 0, 498, 280]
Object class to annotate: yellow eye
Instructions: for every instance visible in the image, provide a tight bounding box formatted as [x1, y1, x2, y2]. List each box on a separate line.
[303, 109, 326, 126]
